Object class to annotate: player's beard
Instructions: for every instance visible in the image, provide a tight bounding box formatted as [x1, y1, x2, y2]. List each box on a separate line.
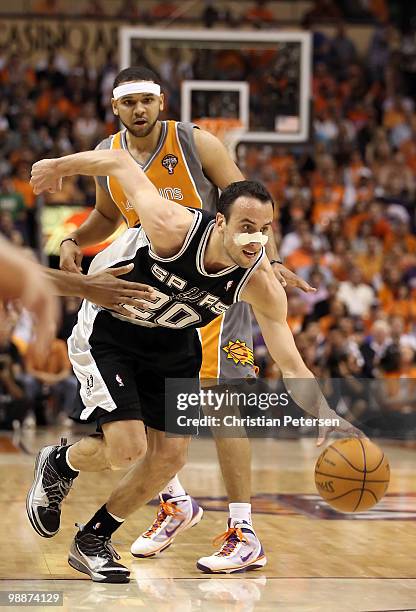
[120, 115, 159, 138]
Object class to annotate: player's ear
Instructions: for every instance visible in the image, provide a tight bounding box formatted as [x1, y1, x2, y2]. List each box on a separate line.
[216, 212, 226, 232]
[112, 99, 119, 116]
[159, 93, 165, 112]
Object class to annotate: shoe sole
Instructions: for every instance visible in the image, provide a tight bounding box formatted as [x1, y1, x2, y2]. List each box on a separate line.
[196, 554, 267, 574]
[26, 446, 58, 538]
[68, 553, 130, 583]
[131, 506, 204, 558]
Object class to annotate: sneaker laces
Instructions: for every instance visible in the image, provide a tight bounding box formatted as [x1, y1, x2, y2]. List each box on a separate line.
[143, 500, 184, 538]
[75, 523, 121, 561]
[43, 461, 72, 512]
[212, 527, 247, 557]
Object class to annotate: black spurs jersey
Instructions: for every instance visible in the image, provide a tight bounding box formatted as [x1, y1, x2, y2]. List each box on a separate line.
[87, 209, 264, 330]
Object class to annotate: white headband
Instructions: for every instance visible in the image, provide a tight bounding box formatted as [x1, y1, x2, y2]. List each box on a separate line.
[234, 232, 268, 247]
[113, 82, 161, 100]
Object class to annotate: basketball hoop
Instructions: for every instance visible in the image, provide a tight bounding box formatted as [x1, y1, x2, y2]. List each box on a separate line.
[194, 117, 245, 161]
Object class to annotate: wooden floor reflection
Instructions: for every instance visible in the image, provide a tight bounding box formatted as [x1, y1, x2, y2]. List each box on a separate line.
[0, 428, 415, 611]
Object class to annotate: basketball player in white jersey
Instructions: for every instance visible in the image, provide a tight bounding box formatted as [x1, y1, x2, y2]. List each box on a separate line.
[29, 149, 361, 583]
[57, 67, 315, 572]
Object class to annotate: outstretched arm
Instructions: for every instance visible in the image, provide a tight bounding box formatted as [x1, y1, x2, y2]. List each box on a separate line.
[241, 260, 364, 444]
[0, 238, 58, 359]
[43, 264, 154, 319]
[31, 150, 193, 257]
[242, 263, 316, 381]
[264, 226, 316, 293]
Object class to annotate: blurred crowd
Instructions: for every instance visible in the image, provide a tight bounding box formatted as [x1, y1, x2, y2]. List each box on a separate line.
[1, 3, 416, 436]
[244, 21, 416, 437]
[7, 0, 394, 29]
[0, 297, 80, 430]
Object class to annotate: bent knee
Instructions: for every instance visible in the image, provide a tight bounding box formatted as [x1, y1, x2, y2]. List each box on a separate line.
[148, 443, 188, 474]
[109, 444, 146, 470]
[103, 419, 147, 469]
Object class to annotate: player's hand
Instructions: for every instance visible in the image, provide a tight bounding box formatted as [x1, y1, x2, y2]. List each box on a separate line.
[21, 267, 59, 360]
[317, 416, 366, 447]
[273, 264, 316, 293]
[30, 158, 63, 195]
[82, 263, 155, 317]
[60, 240, 83, 274]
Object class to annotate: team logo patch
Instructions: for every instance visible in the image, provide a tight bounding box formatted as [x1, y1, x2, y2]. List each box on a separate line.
[162, 154, 178, 175]
[222, 339, 254, 367]
[116, 374, 124, 387]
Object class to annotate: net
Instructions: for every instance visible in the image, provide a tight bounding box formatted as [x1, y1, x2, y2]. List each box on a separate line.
[194, 117, 245, 159]
[121, 28, 311, 143]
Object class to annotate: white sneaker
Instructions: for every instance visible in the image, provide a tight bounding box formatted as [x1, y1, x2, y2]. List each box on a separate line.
[199, 576, 267, 603]
[197, 519, 267, 574]
[131, 493, 203, 557]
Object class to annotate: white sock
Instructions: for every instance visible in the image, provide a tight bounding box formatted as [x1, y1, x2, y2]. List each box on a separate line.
[229, 502, 252, 525]
[65, 447, 79, 473]
[162, 475, 186, 498]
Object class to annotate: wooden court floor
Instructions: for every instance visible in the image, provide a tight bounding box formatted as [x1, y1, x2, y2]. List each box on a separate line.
[0, 427, 415, 611]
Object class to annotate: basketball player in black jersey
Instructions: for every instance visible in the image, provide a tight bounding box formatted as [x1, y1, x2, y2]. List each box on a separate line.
[27, 150, 362, 582]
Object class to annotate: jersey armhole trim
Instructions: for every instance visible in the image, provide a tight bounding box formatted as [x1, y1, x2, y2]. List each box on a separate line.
[148, 208, 202, 262]
[233, 249, 265, 303]
[175, 122, 203, 207]
[196, 221, 239, 277]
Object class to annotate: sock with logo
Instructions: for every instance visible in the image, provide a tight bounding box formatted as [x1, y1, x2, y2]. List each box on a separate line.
[229, 502, 252, 525]
[83, 504, 124, 538]
[161, 475, 186, 498]
[51, 445, 79, 480]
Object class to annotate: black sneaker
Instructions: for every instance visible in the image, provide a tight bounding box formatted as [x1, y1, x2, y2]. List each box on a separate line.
[68, 525, 130, 583]
[26, 443, 73, 537]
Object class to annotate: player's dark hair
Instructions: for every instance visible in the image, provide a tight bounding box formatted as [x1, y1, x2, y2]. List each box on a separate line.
[113, 67, 161, 89]
[217, 180, 274, 220]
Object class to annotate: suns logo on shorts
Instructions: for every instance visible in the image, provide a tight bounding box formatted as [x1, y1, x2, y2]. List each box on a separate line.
[222, 340, 254, 367]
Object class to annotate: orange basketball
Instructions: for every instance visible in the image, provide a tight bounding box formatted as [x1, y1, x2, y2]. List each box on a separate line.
[315, 438, 390, 512]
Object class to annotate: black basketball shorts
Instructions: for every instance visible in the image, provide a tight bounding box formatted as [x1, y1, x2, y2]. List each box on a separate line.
[69, 311, 202, 434]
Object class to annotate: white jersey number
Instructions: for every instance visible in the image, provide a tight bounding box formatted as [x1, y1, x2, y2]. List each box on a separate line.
[122, 288, 201, 329]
